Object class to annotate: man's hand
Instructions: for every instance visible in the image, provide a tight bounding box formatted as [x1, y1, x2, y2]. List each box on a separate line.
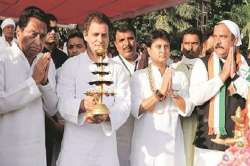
[41, 53, 51, 85]
[81, 96, 96, 124]
[86, 114, 109, 124]
[96, 114, 109, 122]
[82, 95, 98, 112]
[32, 52, 51, 85]
[160, 67, 173, 96]
[82, 95, 109, 124]
[220, 47, 235, 82]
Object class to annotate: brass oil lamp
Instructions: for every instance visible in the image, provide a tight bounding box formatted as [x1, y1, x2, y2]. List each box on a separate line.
[85, 47, 115, 120]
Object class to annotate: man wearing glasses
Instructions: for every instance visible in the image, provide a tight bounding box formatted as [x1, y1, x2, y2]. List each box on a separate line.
[43, 13, 68, 166]
[44, 13, 68, 69]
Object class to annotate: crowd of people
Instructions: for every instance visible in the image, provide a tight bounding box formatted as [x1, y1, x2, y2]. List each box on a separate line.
[1, 5, 250, 166]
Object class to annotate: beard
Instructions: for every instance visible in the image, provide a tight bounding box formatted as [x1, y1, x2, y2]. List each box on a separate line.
[182, 48, 198, 59]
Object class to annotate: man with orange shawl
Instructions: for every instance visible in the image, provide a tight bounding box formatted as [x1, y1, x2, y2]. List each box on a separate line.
[190, 20, 250, 166]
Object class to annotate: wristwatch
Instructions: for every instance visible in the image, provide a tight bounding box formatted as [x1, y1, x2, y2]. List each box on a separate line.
[154, 89, 166, 102]
[41, 79, 49, 86]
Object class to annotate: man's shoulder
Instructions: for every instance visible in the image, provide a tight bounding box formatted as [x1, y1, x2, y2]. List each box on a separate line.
[112, 55, 119, 61]
[172, 61, 188, 69]
[50, 47, 68, 68]
[197, 55, 212, 71]
[0, 42, 18, 60]
[55, 48, 68, 58]
[0, 37, 8, 49]
[129, 68, 147, 86]
[112, 55, 123, 65]
[173, 69, 188, 81]
[0, 46, 9, 61]
[132, 67, 147, 78]
[63, 53, 84, 67]
[108, 58, 125, 74]
[109, 56, 122, 65]
[0, 36, 4, 42]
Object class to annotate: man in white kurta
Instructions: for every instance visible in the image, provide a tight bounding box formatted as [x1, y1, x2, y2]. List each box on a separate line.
[130, 29, 192, 166]
[0, 18, 16, 47]
[56, 12, 131, 166]
[113, 24, 145, 166]
[0, 7, 58, 166]
[130, 64, 192, 166]
[190, 20, 250, 166]
[171, 28, 202, 166]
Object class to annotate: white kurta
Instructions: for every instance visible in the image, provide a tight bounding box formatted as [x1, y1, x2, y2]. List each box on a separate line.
[112, 55, 140, 166]
[189, 53, 250, 107]
[171, 56, 198, 81]
[57, 52, 131, 166]
[189, 53, 250, 166]
[0, 43, 58, 166]
[171, 56, 197, 166]
[112, 55, 139, 76]
[130, 64, 192, 166]
[0, 36, 17, 47]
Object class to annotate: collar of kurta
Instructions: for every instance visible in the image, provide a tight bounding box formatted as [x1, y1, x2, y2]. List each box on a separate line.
[150, 63, 165, 78]
[118, 54, 140, 76]
[0, 36, 16, 46]
[181, 56, 198, 66]
[149, 63, 167, 78]
[86, 52, 110, 63]
[119, 54, 140, 65]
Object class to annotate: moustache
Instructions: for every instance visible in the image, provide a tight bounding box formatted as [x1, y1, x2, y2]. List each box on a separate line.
[182, 48, 195, 56]
[123, 45, 133, 51]
[215, 43, 224, 49]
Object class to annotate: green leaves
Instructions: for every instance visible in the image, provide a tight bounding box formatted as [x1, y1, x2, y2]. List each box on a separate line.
[111, 0, 250, 54]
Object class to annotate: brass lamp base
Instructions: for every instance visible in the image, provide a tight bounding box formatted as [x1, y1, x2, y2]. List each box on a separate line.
[85, 104, 109, 120]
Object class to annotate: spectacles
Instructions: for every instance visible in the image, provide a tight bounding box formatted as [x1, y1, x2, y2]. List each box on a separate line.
[48, 26, 58, 33]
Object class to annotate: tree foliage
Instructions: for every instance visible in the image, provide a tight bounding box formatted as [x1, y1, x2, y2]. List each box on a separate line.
[113, 0, 200, 50]
[111, 0, 250, 53]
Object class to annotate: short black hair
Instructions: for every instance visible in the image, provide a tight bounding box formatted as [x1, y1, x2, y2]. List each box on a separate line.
[145, 29, 170, 47]
[180, 28, 202, 43]
[82, 11, 111, 34]
[67, 29, 86, 46]
[17, 6, 48, 29]
[114, 23, 136, 40]
[47, 13, 58, 22]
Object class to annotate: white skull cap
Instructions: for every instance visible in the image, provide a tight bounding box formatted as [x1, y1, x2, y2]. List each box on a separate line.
[219, 20, 242, 46]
